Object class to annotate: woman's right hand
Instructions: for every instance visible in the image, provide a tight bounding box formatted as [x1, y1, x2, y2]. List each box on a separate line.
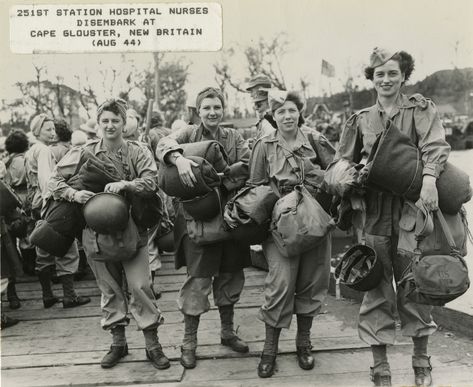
[175, 156, 198, 188]
[74, 190, 95, 204]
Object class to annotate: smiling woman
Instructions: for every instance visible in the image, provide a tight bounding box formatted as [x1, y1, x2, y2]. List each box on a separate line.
[325, 47, 451, 387]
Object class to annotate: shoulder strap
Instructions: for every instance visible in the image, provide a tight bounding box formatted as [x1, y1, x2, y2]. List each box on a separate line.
[435, 209, 458, 251]
[279, 146, 304, 183]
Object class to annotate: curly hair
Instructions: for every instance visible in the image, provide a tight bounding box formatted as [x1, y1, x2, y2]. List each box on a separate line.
[5, 130, 29, 154]
[270, 91, 305, 127]
[364, 51, 415, 81]
[54, 119, 72, 142]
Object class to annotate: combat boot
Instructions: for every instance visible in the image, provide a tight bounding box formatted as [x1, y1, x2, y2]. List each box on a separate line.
[295, 315, 314, 370]
[413, 355, 433, 387]
[257, 324, 281, 378]
[219, 305, 249, 353]
[7, 278, 21, 310]
[181, 314, 200, 369]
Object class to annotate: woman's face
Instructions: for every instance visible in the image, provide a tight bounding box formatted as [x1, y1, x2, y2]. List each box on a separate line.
[373, 59, 405, 99]
[198, 97, 223, 130]
[37, 121, 56, 144]
[274, 101, 300, 135]
[98, 110, 125, 141]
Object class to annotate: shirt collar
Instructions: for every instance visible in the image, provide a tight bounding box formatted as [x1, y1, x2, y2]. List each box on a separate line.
[275, 128, 312, 152]
[95, 139, 128, 157]
[376, 93, 415, 113]
[200, 124, 227, 140]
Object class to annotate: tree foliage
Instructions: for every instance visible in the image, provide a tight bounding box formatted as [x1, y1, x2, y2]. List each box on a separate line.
[214, 33, 289, 93]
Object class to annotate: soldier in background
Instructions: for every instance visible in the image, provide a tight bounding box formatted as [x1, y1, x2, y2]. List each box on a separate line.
[245, 74, 276, 147]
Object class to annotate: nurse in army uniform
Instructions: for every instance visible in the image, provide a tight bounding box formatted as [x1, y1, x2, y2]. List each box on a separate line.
[157, 87, 251, 369]
[328, 48, 450, 387]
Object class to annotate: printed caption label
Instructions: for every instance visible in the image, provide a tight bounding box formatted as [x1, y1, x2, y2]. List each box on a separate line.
[10, 3, 222, 53]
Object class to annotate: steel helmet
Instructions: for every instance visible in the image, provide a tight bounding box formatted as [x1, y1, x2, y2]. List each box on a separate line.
[181, 189, 221, 221]
[334, 244, 383, 291]
[83, 193, 129, 234]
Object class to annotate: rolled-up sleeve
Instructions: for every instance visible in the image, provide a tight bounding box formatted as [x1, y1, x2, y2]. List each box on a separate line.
[414, 101, 450, 178]
[247, 139, 269, 186]
[48, 146, 82, 202]
[129, 145, 157, 194]
[335, 114, 363, 163]
[156, 126, 193, 164]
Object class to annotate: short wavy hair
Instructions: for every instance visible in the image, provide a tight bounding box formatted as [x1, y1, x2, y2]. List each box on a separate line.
[270, 91, 305, 127]
[5, 130, 29, 154]
[364, 51, 415, 81]
[54, 119, 72, 142]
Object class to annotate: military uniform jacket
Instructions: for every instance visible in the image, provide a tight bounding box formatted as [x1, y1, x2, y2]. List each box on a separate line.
[156, 124, 251, 277]
[334, 93, 450, 236]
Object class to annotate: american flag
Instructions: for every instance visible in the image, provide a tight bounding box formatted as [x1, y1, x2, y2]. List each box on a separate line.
[321, 59, 335, 78]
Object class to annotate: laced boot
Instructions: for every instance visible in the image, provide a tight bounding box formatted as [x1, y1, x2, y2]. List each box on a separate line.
[37, 266, 60, 308]
[180, 314, 200, 369]
[257, 324, 281, 378]
[7, 278, 21, 310]
[295, 315, 314, 370]
[143, 327, 170, 369]
[101, 326, 128, 368]
[60, 274, 91, 308]
[370, 361, 392, 387]
[413, 355, 433, 387]
[219, 305, 249, 353]
[1, 313, 19, 329]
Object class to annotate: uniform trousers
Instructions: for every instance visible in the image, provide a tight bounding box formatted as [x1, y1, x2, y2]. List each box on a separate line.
[35, 240, 79, 276]
[358, 234, 437, 345]
[178, 270, 245, 316]
[147, 224, 162, 272]
[86, 243, 162, 330]
[259, 234, 332, 329]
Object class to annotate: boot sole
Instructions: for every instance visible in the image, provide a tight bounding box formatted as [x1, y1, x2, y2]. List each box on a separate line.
[180, 359, 196, 369]
[43, 298, 61, 309]
[101, 351, 128, 369]
[298, 361, 315, 370]
[63, 299, 91, 309]
[146, 351, 171, 370]
[221, 340, 249, 353]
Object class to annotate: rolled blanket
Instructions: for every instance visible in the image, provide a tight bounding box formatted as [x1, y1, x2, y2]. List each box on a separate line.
[365, 120, 472, 214]
[182, 140, 230, 174]
[158, 156, 221, 200]
[30, 219, 75, 257]
[68, 150, 124, 193]
[224, 185, 279, 229]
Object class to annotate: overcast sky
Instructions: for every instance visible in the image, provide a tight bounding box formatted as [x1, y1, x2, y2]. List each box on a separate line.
[1, 0, 472, 108]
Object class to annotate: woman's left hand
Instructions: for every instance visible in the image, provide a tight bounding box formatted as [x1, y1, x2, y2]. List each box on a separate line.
[104, 181, 129, 194]
[420, 175, 438, 211]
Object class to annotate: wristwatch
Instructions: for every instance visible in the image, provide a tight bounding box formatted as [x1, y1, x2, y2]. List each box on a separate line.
[171, 152, 183, 164]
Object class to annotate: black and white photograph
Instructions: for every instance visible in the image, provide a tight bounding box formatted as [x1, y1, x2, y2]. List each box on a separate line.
[1, 0, 473, 386]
